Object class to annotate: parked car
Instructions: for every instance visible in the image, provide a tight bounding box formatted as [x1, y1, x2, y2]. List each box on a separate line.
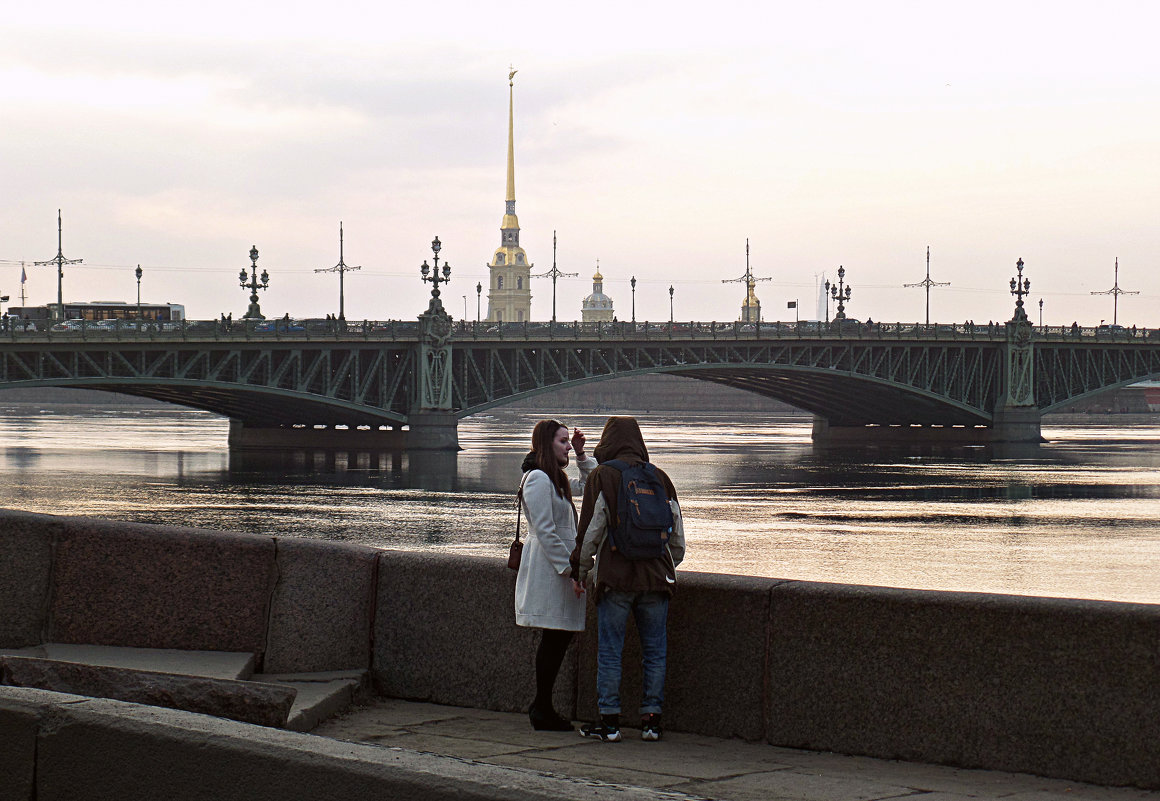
[255, 319, 305, 333]
[50, 319, 87, 332]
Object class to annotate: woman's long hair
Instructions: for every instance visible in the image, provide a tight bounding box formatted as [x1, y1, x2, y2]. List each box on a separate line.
[530, 419, 573, 503]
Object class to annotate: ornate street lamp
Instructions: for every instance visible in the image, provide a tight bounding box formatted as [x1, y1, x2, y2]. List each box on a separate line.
[476, 281, 482, 322]
[631, 275, 637, 324]
[824, 278, 831, 323]
[135, 264, 143, 320]
[420, 236, 450, 301]
[1009, 258, 1030, 322]
[1039, 297, 1043, 328]
[239, 245, 269, 319]
[668, 284, 674, 324]
[830, 265, 852, 320]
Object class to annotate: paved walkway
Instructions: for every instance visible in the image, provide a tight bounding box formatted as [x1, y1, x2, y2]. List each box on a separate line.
[313, 699, 1157, 801]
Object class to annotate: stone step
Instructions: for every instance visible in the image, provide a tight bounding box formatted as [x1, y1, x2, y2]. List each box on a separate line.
[0, 643, 256, 680]
[255, 670, 370, 732]
[0, 655, 296, 727]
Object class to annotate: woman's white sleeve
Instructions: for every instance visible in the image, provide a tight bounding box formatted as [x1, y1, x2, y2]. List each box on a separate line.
[523, 471, 574, 575]
[570, 454, 597, 494]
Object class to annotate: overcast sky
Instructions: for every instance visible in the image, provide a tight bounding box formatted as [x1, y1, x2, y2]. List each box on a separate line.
[3, 1, 1158, 326]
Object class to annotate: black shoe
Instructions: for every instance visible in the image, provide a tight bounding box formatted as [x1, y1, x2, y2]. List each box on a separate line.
[579, 714, 622, 742]
[529, 704, 573, 732]
[641, 713, 662, 741]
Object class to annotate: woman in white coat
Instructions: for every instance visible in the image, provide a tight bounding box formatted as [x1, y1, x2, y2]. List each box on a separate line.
[515, 419, 594, 731]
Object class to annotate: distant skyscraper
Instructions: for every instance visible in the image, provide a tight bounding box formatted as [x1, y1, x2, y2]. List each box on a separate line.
[485, 70, 533, 323]
[581, 263, 615, 322]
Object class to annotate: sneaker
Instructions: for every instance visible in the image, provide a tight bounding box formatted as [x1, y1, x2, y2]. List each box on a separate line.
[641, 713, 662, 741]
[579, 714, 622, 742]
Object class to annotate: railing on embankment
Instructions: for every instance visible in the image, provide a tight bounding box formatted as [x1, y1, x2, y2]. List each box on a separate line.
[1, 509, 1158, 792]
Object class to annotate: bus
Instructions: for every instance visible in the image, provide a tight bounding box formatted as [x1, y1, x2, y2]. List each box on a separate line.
[7, 301, 186, 323]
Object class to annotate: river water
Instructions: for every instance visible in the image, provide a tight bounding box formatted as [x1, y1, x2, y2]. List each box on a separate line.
[2, 402, 1159, 605]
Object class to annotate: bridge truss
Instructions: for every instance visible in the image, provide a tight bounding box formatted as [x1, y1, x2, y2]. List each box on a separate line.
[3, 328, 1160, 433]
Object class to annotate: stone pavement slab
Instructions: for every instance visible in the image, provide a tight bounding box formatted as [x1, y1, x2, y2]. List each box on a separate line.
[313, 698, 1159, 801]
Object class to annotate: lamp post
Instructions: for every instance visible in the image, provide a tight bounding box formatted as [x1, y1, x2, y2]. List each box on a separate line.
[1009, 258, 1030, 322]
[135, 265, 142, 320]
[314, 222, 361, 321]
[420, 236, 450, 301]
[668, 285, 674, 324]
[1039, 297, 1043, 328]
[533, 231, 577, 323]
[239, 245, 269, 319]
[631, 276, 637, 324]
[829, 266, 852, 320]
[476, 281, 482, 322]
[462, 295, 467, 321]
[824, 278, 831, 323]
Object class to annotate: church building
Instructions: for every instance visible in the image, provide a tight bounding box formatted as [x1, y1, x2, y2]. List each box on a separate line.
[581, 264, 615, 322]
[485, 70, 532, 322]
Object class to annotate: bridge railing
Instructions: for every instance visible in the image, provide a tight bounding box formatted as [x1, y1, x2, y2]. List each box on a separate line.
[3, 317, 1157, 344]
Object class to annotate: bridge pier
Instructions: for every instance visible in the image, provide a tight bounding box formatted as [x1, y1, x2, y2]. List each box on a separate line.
[812, 411, 1042, 446]
[989, 406, 1043, 443]
[227, 421, 407, 450]
[405, 412, 460, 451]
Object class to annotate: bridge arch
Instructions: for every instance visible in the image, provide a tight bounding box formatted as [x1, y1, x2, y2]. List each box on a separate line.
[0, 377, 407, 428]
[456, 364, 993, 427]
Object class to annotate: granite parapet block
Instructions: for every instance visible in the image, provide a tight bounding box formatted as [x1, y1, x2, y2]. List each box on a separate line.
[577, 571, 775, 740]
[11, 687, 653, 801]
[0, 689, 39, 801]
[48, 517, 276, 657]
[765, 580, 1160, 789]
[373, 552, 572, 714]
[0, 509, 60, 648]
[264, 539, 378, 674]
[1, 655, 297, 728]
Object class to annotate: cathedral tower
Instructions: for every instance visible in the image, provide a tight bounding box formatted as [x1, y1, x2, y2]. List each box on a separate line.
[485, 70, 533, 322]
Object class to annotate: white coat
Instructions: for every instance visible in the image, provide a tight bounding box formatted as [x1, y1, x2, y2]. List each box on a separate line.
[514, 455, 596, 631]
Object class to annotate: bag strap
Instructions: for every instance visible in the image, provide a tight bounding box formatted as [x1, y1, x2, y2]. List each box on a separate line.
[515, 472, 531, 544]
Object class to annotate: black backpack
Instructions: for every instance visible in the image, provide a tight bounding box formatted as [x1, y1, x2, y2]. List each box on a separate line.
[602, 459, 675, 560]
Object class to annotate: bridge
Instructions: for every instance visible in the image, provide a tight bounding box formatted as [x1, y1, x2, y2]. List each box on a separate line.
[3, 308, 1159, 449]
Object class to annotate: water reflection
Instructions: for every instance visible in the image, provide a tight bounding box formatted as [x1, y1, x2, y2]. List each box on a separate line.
[1, 404, 1159, 603]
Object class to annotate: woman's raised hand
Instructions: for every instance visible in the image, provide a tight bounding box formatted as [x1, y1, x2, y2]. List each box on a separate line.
[571, 428, 586, 457]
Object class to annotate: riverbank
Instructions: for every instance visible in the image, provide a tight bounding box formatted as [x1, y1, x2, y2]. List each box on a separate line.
[3, 508, 1158, 794]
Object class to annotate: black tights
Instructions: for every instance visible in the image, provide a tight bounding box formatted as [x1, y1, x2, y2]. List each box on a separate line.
[533, 628, 574, 710]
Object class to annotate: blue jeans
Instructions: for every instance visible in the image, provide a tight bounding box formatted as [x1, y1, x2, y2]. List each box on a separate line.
[596, 590, 669, 716]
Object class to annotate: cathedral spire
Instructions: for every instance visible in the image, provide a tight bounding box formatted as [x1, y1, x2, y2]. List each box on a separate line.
[504, 68, 518, 227]
[486, 68, 532, 323]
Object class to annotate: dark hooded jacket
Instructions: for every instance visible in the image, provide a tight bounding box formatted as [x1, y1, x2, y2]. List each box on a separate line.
[570, 416, 682, 601]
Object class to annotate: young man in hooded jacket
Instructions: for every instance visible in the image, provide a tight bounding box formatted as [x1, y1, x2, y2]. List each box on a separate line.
[570, 416, 685, 742]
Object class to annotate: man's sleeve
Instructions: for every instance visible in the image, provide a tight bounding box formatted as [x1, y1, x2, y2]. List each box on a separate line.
[571, 471, 603, 576]
[667, 498, 685, 568]
[575, 491, 609, 584]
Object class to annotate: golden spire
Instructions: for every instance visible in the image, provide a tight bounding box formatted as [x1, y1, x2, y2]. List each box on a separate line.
[505, 68, 517, 207]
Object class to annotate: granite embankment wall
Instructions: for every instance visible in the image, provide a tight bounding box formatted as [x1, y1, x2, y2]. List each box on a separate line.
[2, 508, 1158, 794]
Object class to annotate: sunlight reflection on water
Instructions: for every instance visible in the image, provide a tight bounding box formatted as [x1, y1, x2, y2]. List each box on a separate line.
[2, 404, 1159, 604]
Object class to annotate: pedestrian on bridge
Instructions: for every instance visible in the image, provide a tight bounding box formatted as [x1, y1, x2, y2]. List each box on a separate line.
[515, 419, 596, 732]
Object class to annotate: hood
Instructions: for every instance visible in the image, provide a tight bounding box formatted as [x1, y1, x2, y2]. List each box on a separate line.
[592, 416, 649, 464]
